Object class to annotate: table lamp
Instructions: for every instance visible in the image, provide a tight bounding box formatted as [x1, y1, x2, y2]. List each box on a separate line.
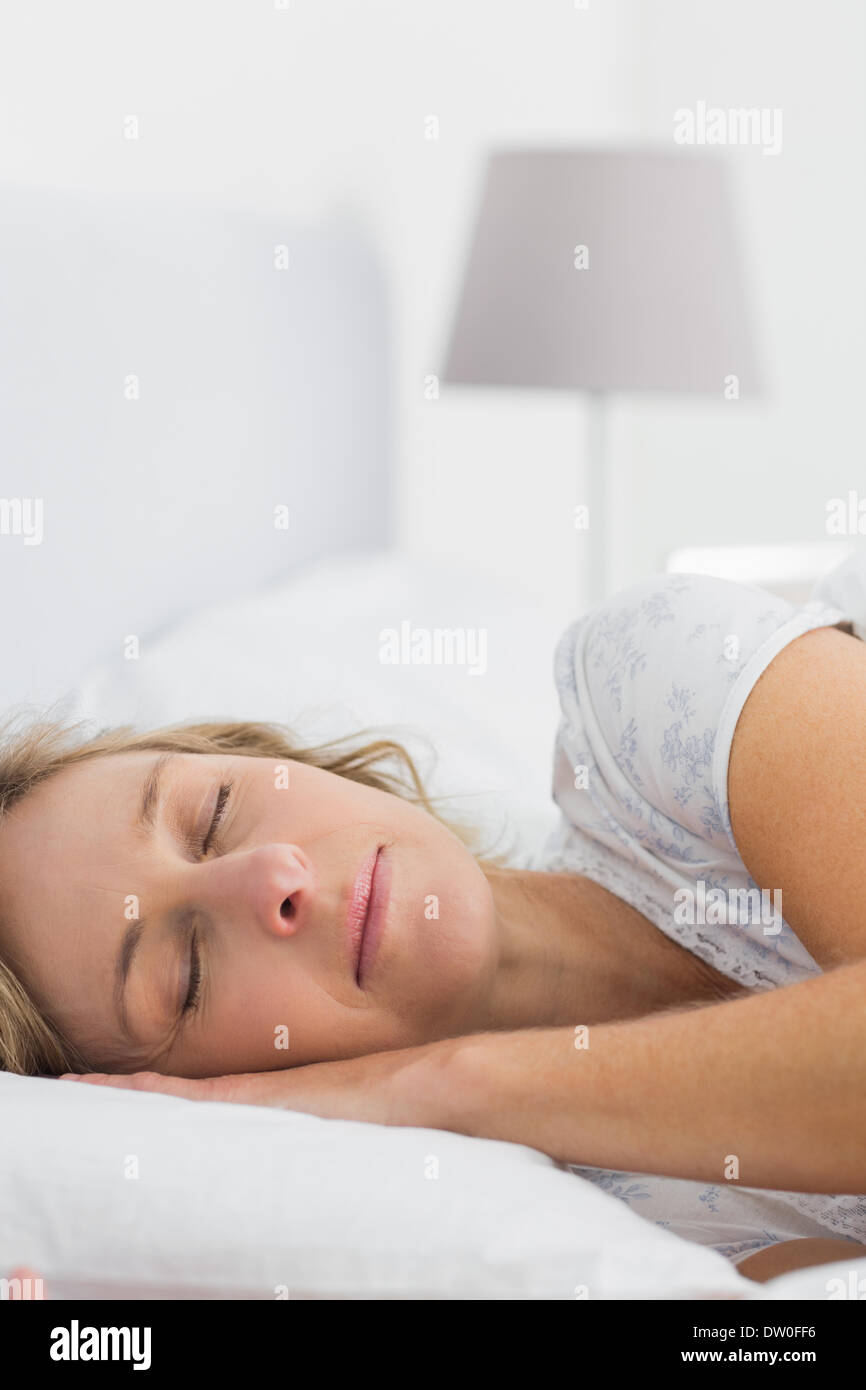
[441, 147, 762, 603]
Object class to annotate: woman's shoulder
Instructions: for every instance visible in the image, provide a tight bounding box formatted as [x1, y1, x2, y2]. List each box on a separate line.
[545, 569, 850, 990]
[555, 571, 799, 697]
[551, 570, 848, 854]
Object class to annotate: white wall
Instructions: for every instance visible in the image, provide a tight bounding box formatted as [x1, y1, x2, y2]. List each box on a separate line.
[0, 0, 639, 661]
[613, 0, 866, 589]
[1, 0, 858, 643]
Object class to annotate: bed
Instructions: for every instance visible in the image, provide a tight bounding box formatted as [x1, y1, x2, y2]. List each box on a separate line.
[1, 188, 862, 1301]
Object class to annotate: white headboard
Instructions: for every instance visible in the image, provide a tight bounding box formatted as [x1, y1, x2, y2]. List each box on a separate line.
[0, 186, 393, 711]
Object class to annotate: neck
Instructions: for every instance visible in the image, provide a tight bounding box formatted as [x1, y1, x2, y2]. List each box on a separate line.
[470, 866, 739, 1034]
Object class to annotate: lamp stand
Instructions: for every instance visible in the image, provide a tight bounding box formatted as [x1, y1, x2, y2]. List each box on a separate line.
[582, 390, 609, 609]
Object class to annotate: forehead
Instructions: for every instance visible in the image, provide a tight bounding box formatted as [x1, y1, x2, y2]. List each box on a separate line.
[1, 750, 170, 869]
[0, 751, 209, 985]
[0, 751, 167, 1056]
[3, 749, 153, 851]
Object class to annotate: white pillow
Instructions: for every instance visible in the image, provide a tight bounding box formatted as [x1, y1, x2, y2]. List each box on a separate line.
[67, 550, 568, 859]
[0, 1072, 749, 1300]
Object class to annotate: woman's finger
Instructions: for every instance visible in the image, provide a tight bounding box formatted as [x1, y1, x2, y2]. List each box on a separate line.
[58, 1071, 217, 1101]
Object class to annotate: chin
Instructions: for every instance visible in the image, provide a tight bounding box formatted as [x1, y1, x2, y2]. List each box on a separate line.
[414, 899, 496, 1032]
[385, 841, 494, 1028]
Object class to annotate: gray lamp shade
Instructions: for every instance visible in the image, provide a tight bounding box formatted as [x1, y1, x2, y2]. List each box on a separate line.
[441, 147, 762, 395]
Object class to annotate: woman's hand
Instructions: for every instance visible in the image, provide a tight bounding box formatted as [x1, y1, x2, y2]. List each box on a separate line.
[58, 1037, 464, 1131]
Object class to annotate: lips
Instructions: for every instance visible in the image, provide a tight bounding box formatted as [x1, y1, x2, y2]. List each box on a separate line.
[347, 848, 380, 983]
[347, 846, 390, 986]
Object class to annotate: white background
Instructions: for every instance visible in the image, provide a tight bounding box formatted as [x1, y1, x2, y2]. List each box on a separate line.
[1, 0, 863, 678]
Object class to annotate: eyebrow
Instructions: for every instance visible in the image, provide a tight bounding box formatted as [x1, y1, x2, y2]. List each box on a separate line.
[137, 750, 175, 832]
[114, 752, 178, 1042]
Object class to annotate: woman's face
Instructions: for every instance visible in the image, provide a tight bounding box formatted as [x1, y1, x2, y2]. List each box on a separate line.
[0, 751, 497, 1077]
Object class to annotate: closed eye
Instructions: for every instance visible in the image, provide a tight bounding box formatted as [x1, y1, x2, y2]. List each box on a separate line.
[182, 930, 203, 1015]
[200, 782, 232, 856]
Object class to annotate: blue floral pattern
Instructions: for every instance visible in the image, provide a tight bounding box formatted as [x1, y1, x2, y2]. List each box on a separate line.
[540, 571, 864, 1263]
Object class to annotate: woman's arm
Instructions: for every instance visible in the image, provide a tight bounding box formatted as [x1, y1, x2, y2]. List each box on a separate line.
[727, 623, 866, 969]
[737, 1239, 866, 1283]
[441, 956, 866, 1191]
[68, 957, 866, 1192]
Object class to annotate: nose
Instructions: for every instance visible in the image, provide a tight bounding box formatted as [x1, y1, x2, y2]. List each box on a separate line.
[195, 842, 314, 937]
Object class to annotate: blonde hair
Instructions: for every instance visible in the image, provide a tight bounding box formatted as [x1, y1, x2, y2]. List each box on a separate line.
[0, 711, 494, 1077]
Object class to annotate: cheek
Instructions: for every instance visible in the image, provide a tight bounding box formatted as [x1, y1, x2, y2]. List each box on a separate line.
[394, 835, 496, 977]
[206, 968, 311, 1070]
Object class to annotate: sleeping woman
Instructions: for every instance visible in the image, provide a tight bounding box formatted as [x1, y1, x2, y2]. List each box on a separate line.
[3, 563, 866, 1286]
